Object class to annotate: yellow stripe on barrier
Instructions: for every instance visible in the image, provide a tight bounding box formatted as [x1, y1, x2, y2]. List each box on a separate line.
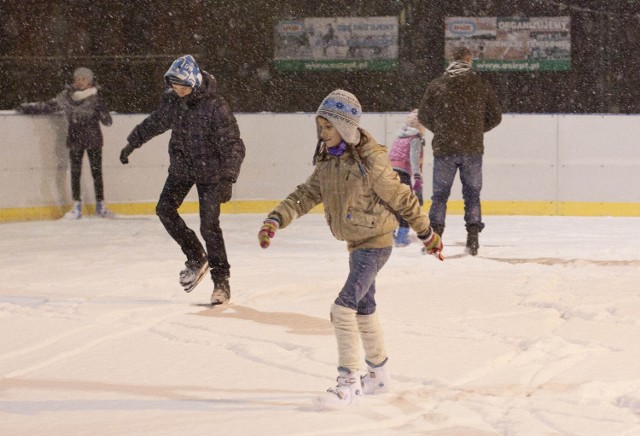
[1, 200, 640, 222]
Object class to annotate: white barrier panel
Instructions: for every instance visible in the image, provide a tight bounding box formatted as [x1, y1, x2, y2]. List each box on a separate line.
[1, 112, 639, 215]
[482, 114, 559, 201]
[558, 115, 640, 202]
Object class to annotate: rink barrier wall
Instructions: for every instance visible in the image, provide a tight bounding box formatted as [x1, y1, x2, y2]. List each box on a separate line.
[1, 112, 639, 222]
[3, 200, 640, 223]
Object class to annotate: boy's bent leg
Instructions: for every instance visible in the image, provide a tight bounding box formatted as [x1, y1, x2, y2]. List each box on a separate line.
[156, 175, 206, 264]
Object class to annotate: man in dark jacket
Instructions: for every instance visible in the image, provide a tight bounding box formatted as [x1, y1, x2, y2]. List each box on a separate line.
[120, 55, 245, 304]
[418, 46, 502, 255]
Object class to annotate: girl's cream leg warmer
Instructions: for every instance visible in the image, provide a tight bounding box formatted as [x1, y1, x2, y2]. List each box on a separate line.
[330, 303, 361, 372]
[356, 311, 387, 367]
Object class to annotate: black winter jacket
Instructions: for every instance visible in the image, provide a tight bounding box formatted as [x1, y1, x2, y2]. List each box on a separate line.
[418, 71, 501, 157]
[127, 72, 245, 184]
[18, 86, 112, 150]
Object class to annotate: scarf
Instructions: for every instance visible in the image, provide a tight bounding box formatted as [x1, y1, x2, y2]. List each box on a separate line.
[445, 61, 472, 76]
[72, 87, 98, 101]
[328, 140, 347, 157]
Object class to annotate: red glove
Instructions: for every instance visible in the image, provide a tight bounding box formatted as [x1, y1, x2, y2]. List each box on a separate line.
[420, 228, 444, 261]
[413, 173, 424, 206]
[258, 218, 279, 249]
[412, 173, 423, 194]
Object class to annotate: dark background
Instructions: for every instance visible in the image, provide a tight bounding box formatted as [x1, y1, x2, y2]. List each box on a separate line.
[1, 0, 639, 114]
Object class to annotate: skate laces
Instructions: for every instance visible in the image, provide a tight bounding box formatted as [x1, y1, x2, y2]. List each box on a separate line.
[326, 386, 348, 399]
[180, 261, 206, 285]
[183, 258, 205, 272]
[327, 374, 359, 399]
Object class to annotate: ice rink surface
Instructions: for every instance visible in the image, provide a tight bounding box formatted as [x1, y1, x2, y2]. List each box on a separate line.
[1, 213, 639, 435]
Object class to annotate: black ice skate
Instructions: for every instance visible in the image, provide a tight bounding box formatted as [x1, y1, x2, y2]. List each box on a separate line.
[210, 277, 230, 305]
[466, 226, 479, 256]
[179, 260, 210, 293]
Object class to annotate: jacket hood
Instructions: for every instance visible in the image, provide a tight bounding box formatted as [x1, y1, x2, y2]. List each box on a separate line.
[396, 125, 421, 138]
[190, 71, 217, 99]
[164, 55, 202, 88]
[356, 129, 387, 158]
[168, 71, 217, 103]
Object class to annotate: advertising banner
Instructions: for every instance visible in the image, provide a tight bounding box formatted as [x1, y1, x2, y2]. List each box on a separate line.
[274, 16, 398, 71]
[445, 16, 571, 71]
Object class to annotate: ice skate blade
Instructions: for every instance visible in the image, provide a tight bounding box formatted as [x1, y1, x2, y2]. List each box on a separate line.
[210, 290, 230, 306]
[313, 384, 362, 410]
[181, 265, 210, 293]
[210, 298, 229, 306]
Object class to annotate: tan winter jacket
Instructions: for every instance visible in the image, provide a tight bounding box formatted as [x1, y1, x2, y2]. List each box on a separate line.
[269, 129, 431, 252]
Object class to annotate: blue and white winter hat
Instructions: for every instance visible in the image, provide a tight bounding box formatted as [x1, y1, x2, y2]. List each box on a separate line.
[164, 55, 203, 88]
[316, 89, 362, 145]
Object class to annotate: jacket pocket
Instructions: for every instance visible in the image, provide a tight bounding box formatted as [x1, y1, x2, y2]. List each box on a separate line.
[346, 208, 377, 228]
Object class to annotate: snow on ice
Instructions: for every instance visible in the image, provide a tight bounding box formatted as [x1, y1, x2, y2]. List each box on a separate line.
[1, 213, 639, 435]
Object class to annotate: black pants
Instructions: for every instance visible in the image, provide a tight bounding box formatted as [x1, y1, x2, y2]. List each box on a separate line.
[156, 174, 229, 281]
[394, 169, 412, 228]
[69, 148, 104, 202]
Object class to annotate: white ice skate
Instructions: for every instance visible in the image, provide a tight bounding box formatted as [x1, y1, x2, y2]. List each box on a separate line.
[361, 361, 391, 395]
[96, 201, 115, 218]
[314, 369, 362, 410]
[64, 201, 82, 220]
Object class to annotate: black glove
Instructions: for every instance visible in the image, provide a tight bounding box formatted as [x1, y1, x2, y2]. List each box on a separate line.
[120, 144, 136, 164]
[16, 103, 36, 114]
[216, 180, 233, 203]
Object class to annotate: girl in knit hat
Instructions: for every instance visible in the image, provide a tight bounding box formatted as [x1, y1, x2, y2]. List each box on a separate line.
[17, 67, 113, 219]
[258, 89, 443, 409]
[388, 109, 426, 247]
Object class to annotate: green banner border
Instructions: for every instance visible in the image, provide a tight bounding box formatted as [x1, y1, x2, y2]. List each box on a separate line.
[473, 59, 571, 72]
[274, 59, 398, 71]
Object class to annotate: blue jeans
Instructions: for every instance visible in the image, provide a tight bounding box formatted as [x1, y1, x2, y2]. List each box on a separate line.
[334, 247, 392, 315]
[429, 155, 485, 231]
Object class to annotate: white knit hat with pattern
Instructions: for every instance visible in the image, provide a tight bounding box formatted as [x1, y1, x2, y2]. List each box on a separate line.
[316, 89, 362, 145]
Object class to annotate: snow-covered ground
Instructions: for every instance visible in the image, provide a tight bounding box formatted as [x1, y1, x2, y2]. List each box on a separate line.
[1, 213, 639, 435]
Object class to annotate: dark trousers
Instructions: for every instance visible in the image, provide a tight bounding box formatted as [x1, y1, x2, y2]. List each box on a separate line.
[69, 148, 104, 202]
[393, 170, 412, 228]
[156, 174, 230, 281]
